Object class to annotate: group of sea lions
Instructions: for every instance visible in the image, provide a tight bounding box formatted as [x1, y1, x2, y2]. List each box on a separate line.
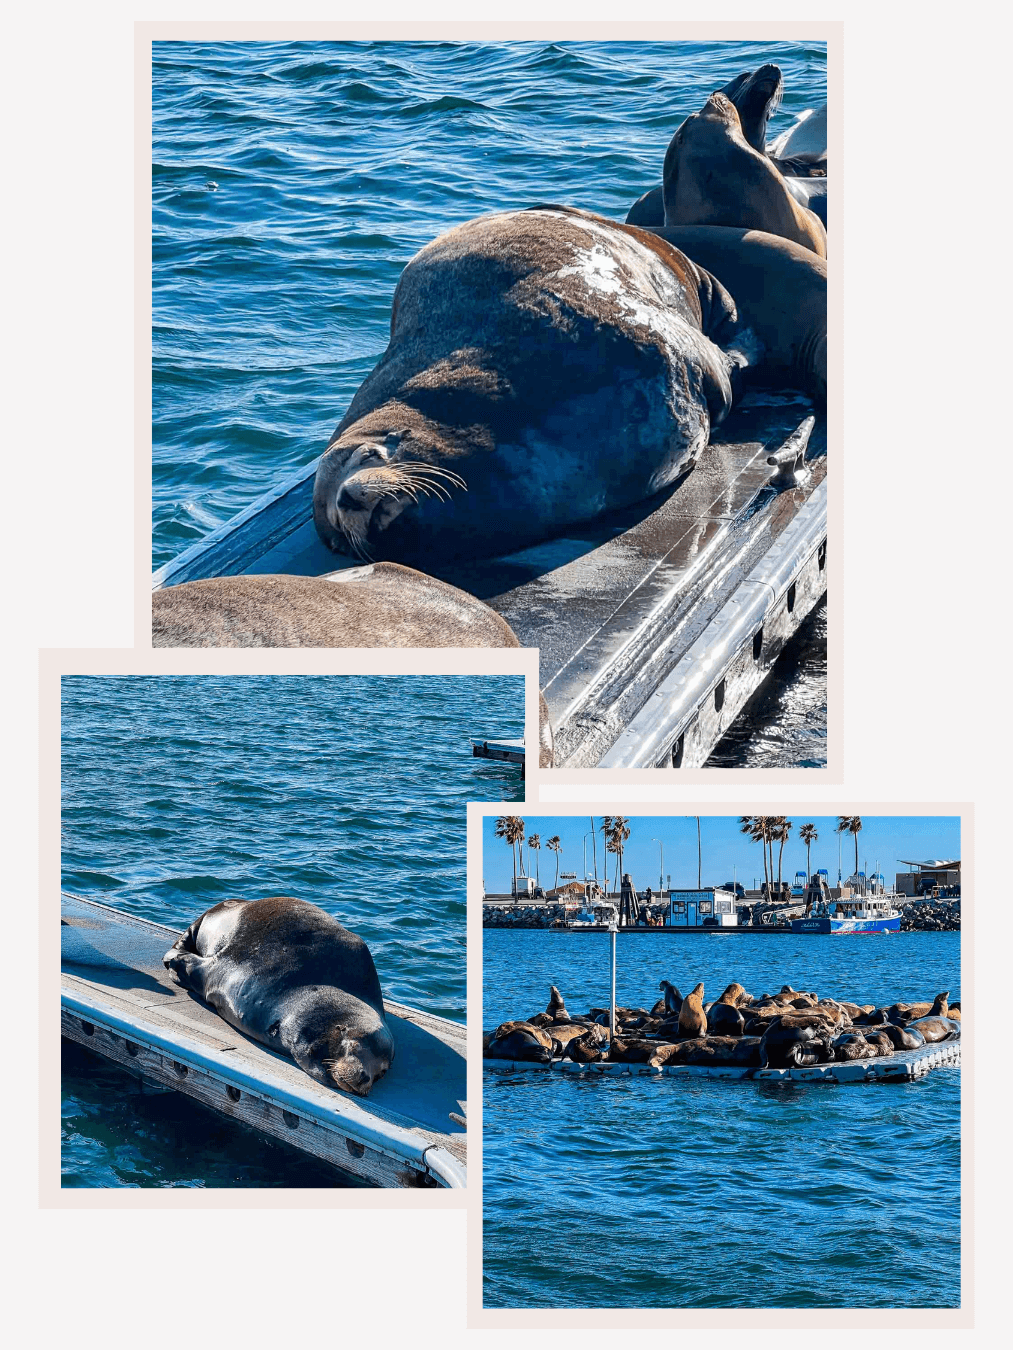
[484, 979, 960, 1071]
[154, 62, 828, 682]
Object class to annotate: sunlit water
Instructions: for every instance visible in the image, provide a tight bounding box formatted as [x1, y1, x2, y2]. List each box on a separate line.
[152, 41, 828, 764]
[61, 673, 522, 1186]
[483, 929, 960, 1308]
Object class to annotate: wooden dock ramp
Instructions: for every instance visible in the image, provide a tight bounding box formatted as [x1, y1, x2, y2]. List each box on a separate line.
[61, 895, 466, 1187]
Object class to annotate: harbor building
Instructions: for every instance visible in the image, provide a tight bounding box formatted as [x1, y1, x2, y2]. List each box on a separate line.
[894, 859, 961, 898]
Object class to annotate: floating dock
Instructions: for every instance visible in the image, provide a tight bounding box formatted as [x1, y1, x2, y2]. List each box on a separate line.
[61, 894, 466, 1188]
[472, 738, 525, 774]
[152, 393, 826, 768]
[484, 1040, 960, 1084]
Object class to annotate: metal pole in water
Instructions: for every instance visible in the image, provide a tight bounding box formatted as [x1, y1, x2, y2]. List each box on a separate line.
[609, 916, 617, 1043]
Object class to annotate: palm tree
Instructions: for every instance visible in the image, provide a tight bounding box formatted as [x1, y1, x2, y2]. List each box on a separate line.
[799, 822, 818, 879]
[605, 816, 631, 899]
[740, 815, 775, 897]
[546, 835, 563, 889]
[837, 815, 863, 878]
[527, 833, 542, 886]
[773, 817, 792, 895]
[494, 815, 525, 901]
[599, 817, 615, 891]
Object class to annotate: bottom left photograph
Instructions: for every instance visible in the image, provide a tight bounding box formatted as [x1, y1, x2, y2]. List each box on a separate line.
[50, 665, 528, 1193]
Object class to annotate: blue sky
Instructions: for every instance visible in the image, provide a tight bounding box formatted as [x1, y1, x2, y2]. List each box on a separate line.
[481, 814, 961, 893]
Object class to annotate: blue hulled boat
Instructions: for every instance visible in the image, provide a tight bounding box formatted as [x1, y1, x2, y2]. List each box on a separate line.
[791, 872, 901, 934]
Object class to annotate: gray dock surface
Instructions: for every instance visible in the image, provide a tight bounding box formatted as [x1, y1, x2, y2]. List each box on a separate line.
[61, 894, 466, 1187]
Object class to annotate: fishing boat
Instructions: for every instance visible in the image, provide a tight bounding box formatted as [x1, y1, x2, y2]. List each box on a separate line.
[791, 871, 901, 934]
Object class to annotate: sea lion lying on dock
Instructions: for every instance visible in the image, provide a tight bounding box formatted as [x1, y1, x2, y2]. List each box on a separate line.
[484, 1021, 555, 1062]
[759, 1017, 834, 1068]
[649, 1036, 762, 1068]
[904, 1015, 960, 1044]
[312, 206, 747, 565]
[163, 896, 394, 1097]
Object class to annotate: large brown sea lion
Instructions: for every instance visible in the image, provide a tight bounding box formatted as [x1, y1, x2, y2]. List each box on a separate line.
[678, 983, 708, 1038]
[162, 896, 393, 1097]
[643, 227, 827, 402]
[484, 1021, 555, 1062]
[905, 1016, 960, 1044]
[311, 206, 747, 567]
[662, 93, 827, 257]
[547, 985, 571, 1020]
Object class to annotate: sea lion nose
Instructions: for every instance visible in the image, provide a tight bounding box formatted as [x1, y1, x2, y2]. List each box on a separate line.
[337, 485, 360, 513]
[356, 1069, 371, 1088]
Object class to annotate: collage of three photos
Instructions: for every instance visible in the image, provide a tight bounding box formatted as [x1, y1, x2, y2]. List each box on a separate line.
[46, 24, 968, 1328]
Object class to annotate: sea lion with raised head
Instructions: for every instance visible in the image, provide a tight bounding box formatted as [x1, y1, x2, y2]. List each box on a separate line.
[312, 206, 747, 567]
[659, 980, 683, 1015]
[163, 896, 394, 1097]
[644, 226, 826, 402]
[662, 93, 827, 257]
[678, 982, 708, 1038]
[547, 985, 571, 1020]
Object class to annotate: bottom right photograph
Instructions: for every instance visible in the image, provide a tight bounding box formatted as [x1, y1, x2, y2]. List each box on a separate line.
[478, 809, 966, 1318]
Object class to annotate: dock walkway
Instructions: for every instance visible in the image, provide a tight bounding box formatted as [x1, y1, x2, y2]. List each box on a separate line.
[484, 1041, 960, 1084]
[61, 894, 466, 1187]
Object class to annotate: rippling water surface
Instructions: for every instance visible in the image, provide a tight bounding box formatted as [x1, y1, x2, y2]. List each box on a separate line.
[483, 930, 960, 1308]
[61, 673, 522, 1186]
[152, 41, 828, 763]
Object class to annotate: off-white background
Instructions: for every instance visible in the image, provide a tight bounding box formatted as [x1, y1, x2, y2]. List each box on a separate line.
[7, 1, 1003, 1345]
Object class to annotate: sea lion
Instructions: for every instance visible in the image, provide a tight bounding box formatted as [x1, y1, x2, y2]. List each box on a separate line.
[549, 1024, 600, 1052]
[547, 985, 571, 1020]
[715, 982, 746, 1006]
[659, 980, 683, 1015]
[624, 65, 826, 229]
[767, 104, 827, 161]
[880, 1022, 926, 1051]
[151, 566, 522, 649]
[948, 1002, 961, 1022]
[644, 226, 827, 402]
[162, 896, 393, 1097]
[662, 93, 827, 257]
[707, 1003, 745, 1037]
[784, 176, 827, 227]
[563, 1034, 603, 1064]
[606, 1037, 657, 1063]
[905, 1016, 960, 1044]
[678, 982, 707, 1038]
[312, 206, 746, 566]
[831, 1032, 878, 1062]
[484, 1021, 555, 1062]
[759, 1017, 833, 1068]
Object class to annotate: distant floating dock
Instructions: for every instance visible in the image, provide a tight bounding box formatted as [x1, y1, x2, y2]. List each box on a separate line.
[472, 738, 525, 773]
[62, 894, 466, 1188]
[485, 1041, 960, 1084]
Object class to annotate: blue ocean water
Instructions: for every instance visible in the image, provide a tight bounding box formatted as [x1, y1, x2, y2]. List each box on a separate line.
[61, 673, 522, 1186]
[483, 929, 961, 1309]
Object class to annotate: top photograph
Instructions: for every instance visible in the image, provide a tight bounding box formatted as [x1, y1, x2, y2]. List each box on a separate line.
[150, 38, 830, 771]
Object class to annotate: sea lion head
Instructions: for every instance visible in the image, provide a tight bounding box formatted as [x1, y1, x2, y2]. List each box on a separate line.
[720, 64, 783, 153]
[313, 429, 467, 561]
[321, 1018, 395, 1097]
